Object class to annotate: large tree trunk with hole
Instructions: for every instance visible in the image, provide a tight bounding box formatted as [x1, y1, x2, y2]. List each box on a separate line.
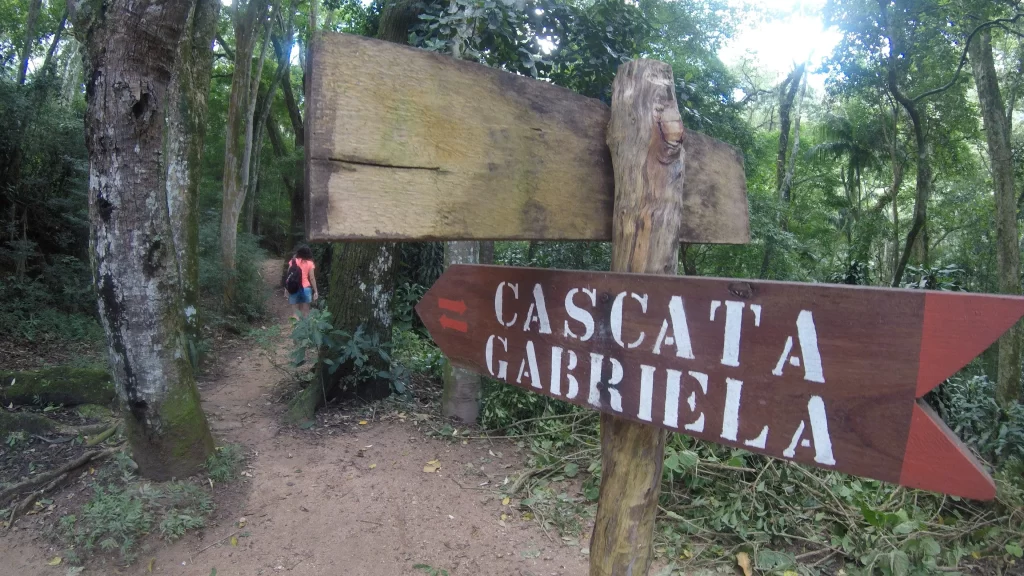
[70, 0, 215, 480]
[971, 30, 1022, 406]
[220, 0, 266, 306]
[590, 59, 685, 576]
[167, 0, 219, 357]
[441, 241, 481, 422]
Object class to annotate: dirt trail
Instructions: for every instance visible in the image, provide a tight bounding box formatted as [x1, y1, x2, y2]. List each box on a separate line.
[2, 260, 589, 576]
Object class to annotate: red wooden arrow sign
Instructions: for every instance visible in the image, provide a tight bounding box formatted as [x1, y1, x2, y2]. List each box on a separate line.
[416, 265, 1024, 500]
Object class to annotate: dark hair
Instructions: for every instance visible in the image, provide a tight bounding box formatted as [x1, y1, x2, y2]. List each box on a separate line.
[295, 245, 313, 260]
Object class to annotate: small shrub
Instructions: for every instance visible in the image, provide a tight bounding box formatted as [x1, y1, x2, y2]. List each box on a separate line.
[392, 328, 444, 380]
[204, 444, 245, 483]
[290, 308, 410, 394]
[929, 374, 1024, 467]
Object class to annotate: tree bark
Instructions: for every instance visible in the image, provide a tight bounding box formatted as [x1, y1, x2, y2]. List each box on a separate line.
[220, 0, 267, 306]
[970, 29, 1022, 406]
[18, 0, 42, 85]
[40, 12, 68, 80]
[878, 0, 932, 287]
[479, 240, 495, 265]
[759, 63, 805, 279]
[309, 0, 417, 417]
[441, 241, 481, 422]
[167, 0, 219, 359]
[69, 0, 215, 480]
[288, 242, 397, 423]
[590, 59, 685, 576]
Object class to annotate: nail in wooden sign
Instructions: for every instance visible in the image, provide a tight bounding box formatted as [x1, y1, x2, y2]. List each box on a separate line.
[305, 32, 749, 244]
[416, 265, 1024, 500]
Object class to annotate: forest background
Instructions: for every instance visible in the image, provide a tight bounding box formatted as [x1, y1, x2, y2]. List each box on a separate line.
[4, 0, 1024, 573]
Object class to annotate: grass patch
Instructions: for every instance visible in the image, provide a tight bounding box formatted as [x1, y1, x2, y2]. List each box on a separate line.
[204, 444, 246, 484]
[55, 452, 219, 565]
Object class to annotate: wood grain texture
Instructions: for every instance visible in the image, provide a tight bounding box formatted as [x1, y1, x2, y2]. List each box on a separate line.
[591, 59, 684, 576]
[415, 265, 1018, 499]
[305, 32, 749, 244]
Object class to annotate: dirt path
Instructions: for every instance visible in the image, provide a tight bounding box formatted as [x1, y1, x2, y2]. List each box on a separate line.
[3, 260, 590, 575]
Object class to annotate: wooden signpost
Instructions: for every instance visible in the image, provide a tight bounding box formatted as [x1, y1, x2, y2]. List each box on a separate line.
[307, 30, 1014, 576]
[416, 265, 1022, 500]
[305, 33, 750, 244]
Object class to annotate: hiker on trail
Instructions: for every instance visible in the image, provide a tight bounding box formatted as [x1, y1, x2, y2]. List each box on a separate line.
[285, 245, 318, 319]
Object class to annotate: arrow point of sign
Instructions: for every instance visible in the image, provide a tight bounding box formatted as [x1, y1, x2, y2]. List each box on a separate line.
[917, 292, 1024, 397]
[900, 401, 995, 501]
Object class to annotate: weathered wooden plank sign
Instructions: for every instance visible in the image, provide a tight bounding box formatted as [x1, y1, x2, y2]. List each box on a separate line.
[305, 32, 750, 244]
[416, 264, 1024, 500]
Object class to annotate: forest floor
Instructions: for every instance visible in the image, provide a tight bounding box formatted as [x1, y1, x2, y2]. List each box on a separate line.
[0, 259, 591, 576]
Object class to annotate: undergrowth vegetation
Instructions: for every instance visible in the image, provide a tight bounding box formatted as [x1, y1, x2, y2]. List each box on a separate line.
[468, 370, 1024, 576]
[53, 445, 245, 566]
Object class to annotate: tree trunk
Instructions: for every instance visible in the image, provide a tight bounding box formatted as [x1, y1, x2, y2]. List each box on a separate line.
[970, 29, 1022, 406]
[18, 0, 42, 85]
[479, 240, 495, 265]
[441, 241, 481, 422]
[590, 59, 685, 576]
[70, 0, 215, 480]
[759, 63, 805, 279]
[307, 0, 416, 418]
[288, 242, 397, 423]
[220, 0, 267, 306]
[167, 0, 219, 360]
[890, 103, 929, 287]
[40, 12, 68, 80]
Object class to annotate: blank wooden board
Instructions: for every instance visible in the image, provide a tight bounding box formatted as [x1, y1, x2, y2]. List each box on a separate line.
[306, 32, 750, 243]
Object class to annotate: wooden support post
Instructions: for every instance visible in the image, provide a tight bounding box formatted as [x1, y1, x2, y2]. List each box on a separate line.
[441, 241, 482, 422]
[589, 60, 686, 576]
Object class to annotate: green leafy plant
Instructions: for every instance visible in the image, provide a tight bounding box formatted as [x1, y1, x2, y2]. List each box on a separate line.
[413, 564, 449, 576]
[204, 444, 246, 484]
[290, 308, 410, 394]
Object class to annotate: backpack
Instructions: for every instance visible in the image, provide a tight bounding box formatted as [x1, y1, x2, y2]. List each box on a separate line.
[285, 259, 303, 295]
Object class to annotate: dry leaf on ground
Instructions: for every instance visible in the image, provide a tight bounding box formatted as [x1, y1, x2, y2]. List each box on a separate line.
[736, 552, 752, 576]
[423, 459, 441, 473]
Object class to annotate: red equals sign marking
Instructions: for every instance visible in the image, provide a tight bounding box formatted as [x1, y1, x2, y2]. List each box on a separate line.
[438, 298, 468, 332]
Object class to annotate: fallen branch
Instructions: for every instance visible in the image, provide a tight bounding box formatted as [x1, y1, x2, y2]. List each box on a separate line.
[0, 447, 119, 505]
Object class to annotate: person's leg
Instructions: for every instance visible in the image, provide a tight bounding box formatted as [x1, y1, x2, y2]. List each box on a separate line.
[298, 287, 312, 317]
[289, 291, 302, 320]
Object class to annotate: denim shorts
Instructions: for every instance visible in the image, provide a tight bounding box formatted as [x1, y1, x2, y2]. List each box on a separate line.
[289, 287, 312, 304]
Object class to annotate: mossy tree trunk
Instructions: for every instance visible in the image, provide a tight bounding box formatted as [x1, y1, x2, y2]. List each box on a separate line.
[970, 29, 1023, 406]
[288, 242, 396, 423]
[167, 0, 219, 358]
[220, 0, 267, 307]
[70, 0, 215, 480]
[292, 0, 418, 423]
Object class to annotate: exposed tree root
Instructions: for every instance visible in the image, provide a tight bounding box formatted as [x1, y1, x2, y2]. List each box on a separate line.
[85, 423, 120, 446]
[0, 410, 114, 438]
[0, 447, 120, 514]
